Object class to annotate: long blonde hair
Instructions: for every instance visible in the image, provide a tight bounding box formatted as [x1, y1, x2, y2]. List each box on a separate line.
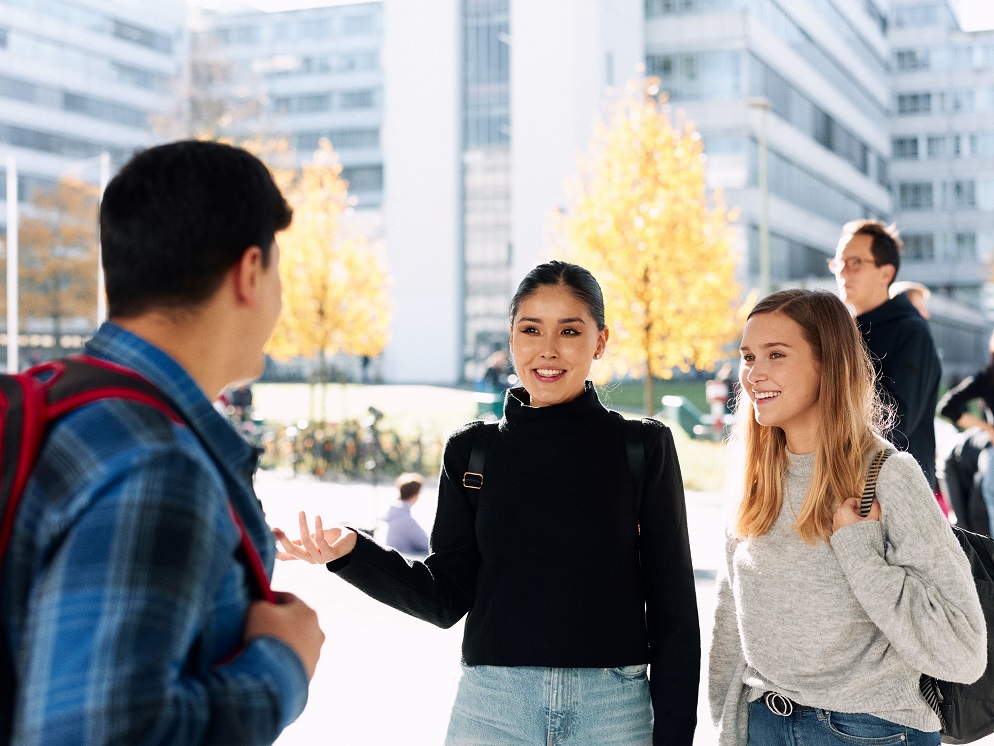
[732, 289, 890, 542]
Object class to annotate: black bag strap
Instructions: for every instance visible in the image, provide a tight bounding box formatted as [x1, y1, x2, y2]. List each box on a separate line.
[462, 422, 497, 490]
[857, 447, 946, 729]
[621, 415, 647, 518]
[460, 413, 648, 517]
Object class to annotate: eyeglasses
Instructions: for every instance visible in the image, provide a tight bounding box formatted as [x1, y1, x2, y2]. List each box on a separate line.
[827, 256, 876, 274]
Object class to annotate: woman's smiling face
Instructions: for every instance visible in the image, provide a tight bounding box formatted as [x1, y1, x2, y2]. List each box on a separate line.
[739, 310, 823, 453]
[509, 284, 607, 408]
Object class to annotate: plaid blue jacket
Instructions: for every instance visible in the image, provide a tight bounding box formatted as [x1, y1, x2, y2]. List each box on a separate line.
[2, 323, 307, 745]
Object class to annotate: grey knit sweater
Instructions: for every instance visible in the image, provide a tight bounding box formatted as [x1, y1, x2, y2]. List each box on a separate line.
[709, 444, 986, 745]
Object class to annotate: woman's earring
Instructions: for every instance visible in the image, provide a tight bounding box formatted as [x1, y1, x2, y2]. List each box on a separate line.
[594, 352, 602, 359]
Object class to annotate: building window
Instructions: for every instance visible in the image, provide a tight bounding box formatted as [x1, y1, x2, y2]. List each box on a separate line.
[112, 20, 173, 53]
[903, 233, 935, 261]
[899, 182, 933, 210]
[927, 135, 960, 158]
[942, 90, 974, 114]
[892, 137, 919, 159]
[341, 165, 383, 192]
[0, 27, 8, 49]
[897, 93, 931, 115]
[952, 180, 976, 209]
[340, 89, 376, 109]
[895, 49, 929, 70]
[955, 233, 977, 260]
[342, 14, 376, 35]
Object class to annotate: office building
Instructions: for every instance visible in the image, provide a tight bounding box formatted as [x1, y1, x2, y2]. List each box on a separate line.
[0, 0, 184, 225]
[889, 0, 994, 331]
[189, 2, 384, 210]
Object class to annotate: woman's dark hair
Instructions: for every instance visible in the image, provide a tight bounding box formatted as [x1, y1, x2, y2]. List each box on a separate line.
[509, 261, 606, 330]
[100, 139, 293, 317]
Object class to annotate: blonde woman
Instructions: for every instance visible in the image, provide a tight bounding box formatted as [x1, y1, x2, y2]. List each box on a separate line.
[709, 288, 985, 746]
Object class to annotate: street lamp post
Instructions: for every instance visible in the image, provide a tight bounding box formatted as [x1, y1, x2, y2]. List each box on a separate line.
[748, 97, 771, 297]
[3, 151, 111, 372]
[6, 156, 18, 373]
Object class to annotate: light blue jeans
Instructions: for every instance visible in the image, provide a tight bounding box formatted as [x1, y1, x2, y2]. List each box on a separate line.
[445, 664, 653, 745]
[747, 699, 940, 746]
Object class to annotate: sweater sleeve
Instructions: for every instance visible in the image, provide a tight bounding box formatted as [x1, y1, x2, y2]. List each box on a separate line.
[708, 533, 750, 746]
[639, 424, 701, 746]
[830, 452, 986, 684]
[327, 425, 481, 628]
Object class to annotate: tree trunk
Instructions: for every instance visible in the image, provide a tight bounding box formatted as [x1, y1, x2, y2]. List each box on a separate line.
[317, 349, 327, 426]
[643, 364, 654, 416]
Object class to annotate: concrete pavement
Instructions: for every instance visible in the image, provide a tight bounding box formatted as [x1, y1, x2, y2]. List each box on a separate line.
[259, 468, 726, 745]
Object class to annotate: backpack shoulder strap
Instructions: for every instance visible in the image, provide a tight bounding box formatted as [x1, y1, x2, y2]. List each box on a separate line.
[620, 415, 648, 516]
[463, 421, 497, 491]
[859, 447, 893, 517]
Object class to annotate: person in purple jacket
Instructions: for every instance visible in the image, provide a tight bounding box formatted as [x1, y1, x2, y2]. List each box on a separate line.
[380, 473, 430, 556]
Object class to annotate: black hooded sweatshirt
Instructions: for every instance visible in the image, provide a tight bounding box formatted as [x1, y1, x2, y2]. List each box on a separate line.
[857, 292, 941, 486]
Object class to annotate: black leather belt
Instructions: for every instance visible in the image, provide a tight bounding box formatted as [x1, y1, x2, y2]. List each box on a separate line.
[763, 692, 818, 717]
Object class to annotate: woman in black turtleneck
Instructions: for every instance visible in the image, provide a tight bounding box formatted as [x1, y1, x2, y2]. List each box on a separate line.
[275, 261, 700, 746]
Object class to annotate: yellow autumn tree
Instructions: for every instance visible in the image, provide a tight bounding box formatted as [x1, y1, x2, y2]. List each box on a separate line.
[265, 138, 391, 424]
[0, 177, 100, 354]
[560, 78, 741, 415]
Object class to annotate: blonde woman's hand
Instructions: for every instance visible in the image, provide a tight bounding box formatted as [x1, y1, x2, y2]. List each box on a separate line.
[832, 497, 881, 533]
[273, 511, 357, 564]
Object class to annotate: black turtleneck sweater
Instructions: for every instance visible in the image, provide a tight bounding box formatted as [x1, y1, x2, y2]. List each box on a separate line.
[328, 384, 700, 745]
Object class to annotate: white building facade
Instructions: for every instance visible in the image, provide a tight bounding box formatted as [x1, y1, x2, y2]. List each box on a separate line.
[889, 0, 994, 327]
[0, 0, 184, 223]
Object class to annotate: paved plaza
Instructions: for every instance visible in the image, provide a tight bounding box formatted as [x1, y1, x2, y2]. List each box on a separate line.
[259, 468, 994, 746]
[259, 468, 724, 745]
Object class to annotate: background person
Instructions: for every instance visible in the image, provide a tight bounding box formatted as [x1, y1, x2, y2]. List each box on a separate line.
[890, 280, 931, 320]
[829, 219, 942, 489]
[275, 260, 701, 746]
[938, 329, 994, 534]
[709, 289, 984, 746]
[379, 472, 430, 556]
[2, 140, 323, 745]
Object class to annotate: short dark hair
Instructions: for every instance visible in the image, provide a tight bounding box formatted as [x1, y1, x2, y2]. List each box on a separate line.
[843, 219, 902, 280]
[100, 140, 293, 317]
[396, 473, 424, 501]
[509, 260, 606, 330]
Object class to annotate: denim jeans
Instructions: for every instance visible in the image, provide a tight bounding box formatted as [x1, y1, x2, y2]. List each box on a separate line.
[445, 664, 653, 745]
[748, 699, 941, 745]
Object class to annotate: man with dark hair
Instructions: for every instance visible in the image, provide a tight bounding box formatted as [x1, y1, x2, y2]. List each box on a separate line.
[3, 140, 323, 744]
[829, 218, 942, 487]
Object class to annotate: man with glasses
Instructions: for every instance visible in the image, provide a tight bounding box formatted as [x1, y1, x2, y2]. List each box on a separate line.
[829, 219, 941, 489]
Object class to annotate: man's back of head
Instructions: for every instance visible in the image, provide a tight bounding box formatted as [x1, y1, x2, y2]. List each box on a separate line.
[100, 140, 292, 319]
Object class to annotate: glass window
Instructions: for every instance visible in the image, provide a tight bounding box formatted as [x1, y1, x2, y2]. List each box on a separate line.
[897, 93, 931, 115]
[903, 233, 935, 261]
[895, 49, 929, 70]
[892, 137, 919, 159]
[340, 89, 376, 109]
[955, 233, 977, 260]
[899, 182, 933, 210]
[953, 181, 976, 209]
[972, 133, 994, 157]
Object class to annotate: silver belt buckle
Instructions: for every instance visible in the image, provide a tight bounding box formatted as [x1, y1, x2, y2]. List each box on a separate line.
[764, 692, 794, 717]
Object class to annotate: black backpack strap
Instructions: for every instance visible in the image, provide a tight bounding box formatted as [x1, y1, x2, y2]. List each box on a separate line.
[622, 416, 647, 517]
[463, 422, 497, 491]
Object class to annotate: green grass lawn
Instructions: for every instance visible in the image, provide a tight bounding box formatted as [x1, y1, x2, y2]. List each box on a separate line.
[252, 380, 727, 492]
